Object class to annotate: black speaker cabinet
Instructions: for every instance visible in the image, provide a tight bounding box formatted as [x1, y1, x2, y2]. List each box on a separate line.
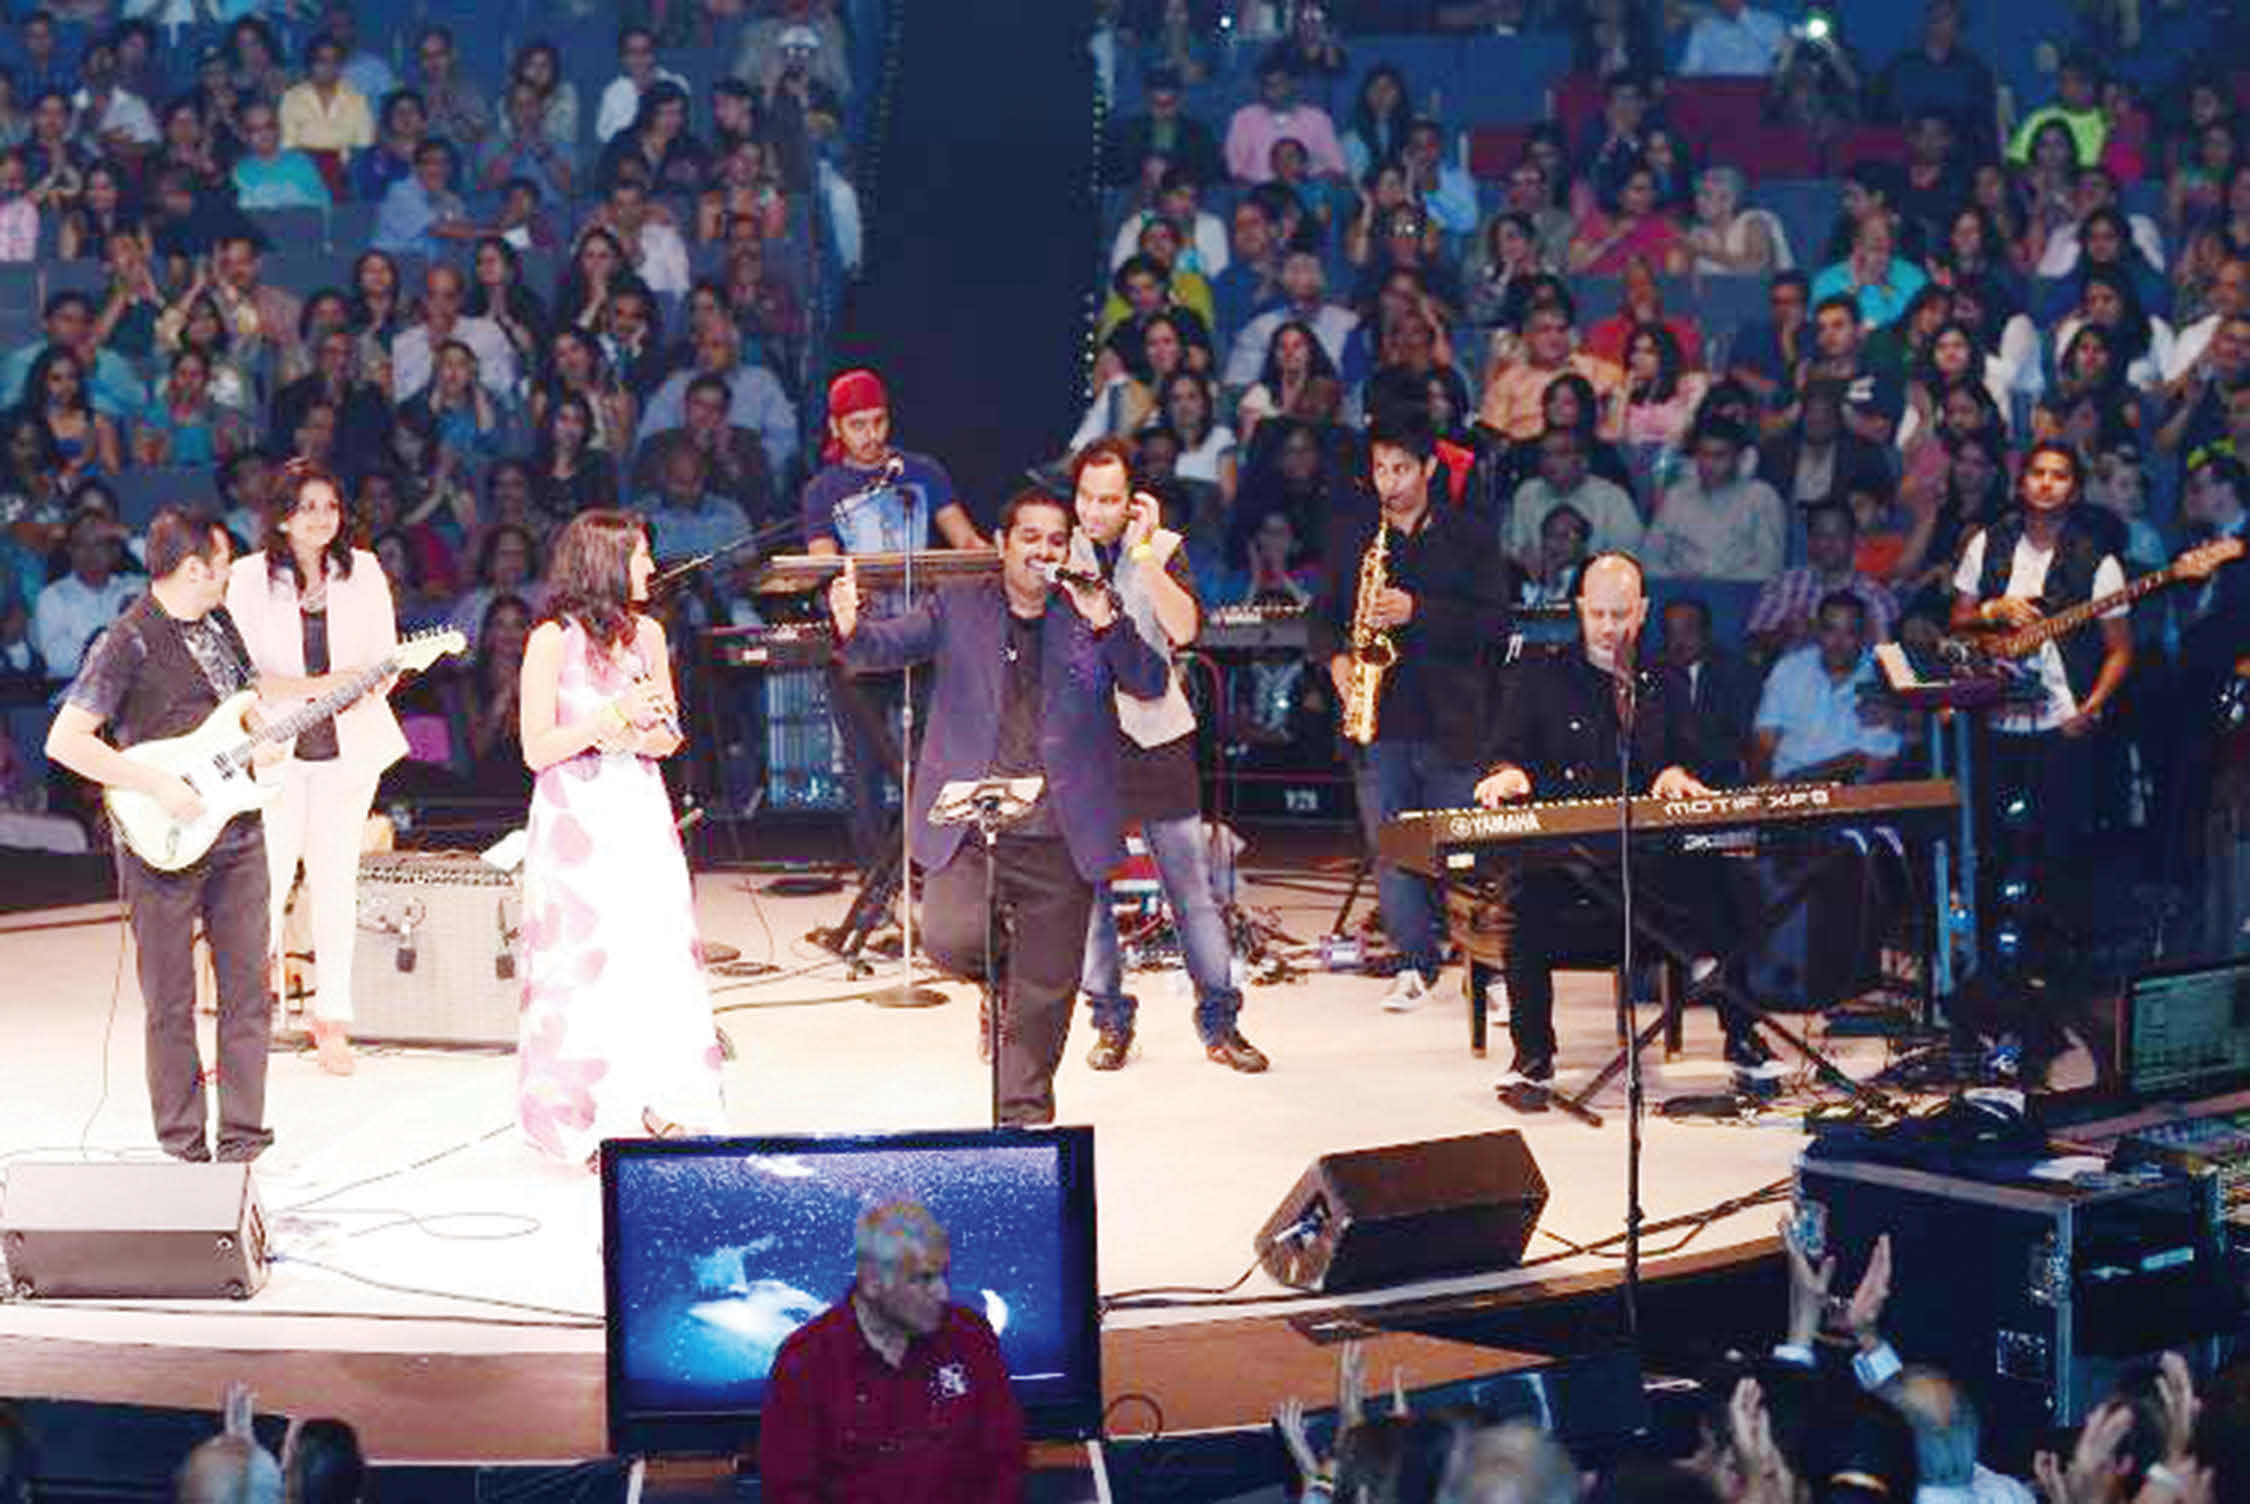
[1256, 1131, 1549, 1292]
[0, 1162, 267, 1300]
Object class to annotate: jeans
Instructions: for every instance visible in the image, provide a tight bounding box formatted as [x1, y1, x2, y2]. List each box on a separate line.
[119, 820, 273, 1160]
[1082, 812, 1242, 1042]
[1351, 739, 1481, 979]
[920, 834, 1096, 1126]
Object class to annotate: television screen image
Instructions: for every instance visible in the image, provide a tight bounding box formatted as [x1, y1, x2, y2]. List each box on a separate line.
[603, 1128, 1101, 1455]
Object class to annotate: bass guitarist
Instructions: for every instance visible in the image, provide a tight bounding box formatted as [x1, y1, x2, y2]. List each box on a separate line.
[45, 508, 284, 1163]
[1949, 442, 2128, 1063]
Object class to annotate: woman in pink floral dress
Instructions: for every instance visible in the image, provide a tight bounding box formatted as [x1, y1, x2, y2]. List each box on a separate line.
[515, 510, 724, 1165]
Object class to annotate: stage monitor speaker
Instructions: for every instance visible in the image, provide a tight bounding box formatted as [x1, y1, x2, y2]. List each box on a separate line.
[0, 1162, 267, 1300]
[1255, 1131, 1548, 1293]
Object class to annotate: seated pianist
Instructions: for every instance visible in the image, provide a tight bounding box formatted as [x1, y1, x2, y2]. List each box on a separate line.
[1469, 551, 1773, 1107]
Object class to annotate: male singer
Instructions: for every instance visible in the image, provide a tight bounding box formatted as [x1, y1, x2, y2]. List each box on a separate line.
[801, 368, 985, 875]
[829, 491, 1168, 1125]
[1066, 438, 1266, 1074]
[1312, 409, 1510, 1013]
[1473, 552, 1771, 1104]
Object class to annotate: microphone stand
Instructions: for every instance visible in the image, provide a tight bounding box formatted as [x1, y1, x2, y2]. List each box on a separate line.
[1614, 642, 1644, 1348]
[827, 454, 939, 1009]
[658, 461, 942, 1005]
[875, 478, 945, 1010]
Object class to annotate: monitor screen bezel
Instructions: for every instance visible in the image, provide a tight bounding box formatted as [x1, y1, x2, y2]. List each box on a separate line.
[2117, 956, 2250, 1105]
[600, 1126, 1103, 1459]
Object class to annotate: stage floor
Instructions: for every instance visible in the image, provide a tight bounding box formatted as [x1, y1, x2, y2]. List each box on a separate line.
[0, 848, 1920, 1360]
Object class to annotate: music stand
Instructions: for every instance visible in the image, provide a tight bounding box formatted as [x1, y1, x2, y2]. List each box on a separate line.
[929, 776, 1046, 1128]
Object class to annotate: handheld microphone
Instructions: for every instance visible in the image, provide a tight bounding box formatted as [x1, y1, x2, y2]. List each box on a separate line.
[632, 674, 684, 743]
[1033, 559, 1109, 591]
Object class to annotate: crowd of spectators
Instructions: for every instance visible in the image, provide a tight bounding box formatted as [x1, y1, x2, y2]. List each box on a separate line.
[1268, 1216, 2248, 1504]
[0, 0, 857, 827]
[1086, 0, 2250, 924]
[4, 1220, 2245, 1501]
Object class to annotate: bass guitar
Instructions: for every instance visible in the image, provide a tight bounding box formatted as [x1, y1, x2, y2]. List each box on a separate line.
[107, 628, 464, 871]
[1970, 536, 2244, 659]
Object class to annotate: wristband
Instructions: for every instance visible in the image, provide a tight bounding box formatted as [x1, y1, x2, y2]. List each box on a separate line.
[1130, 541, 1156, 563]
[2146, 1465, 2185, 1495]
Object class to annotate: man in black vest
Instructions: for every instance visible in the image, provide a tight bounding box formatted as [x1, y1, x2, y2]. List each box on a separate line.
[1472, 553, 1772, 1102]
[47, 508, 277, 1163]
[1948, 443, 2132, 1043]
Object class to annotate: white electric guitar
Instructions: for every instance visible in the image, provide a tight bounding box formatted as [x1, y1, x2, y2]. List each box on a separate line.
[107, 628, 465, 871]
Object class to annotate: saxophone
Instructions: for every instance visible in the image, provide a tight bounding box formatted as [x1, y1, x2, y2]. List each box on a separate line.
[1340, 523, 1397, 745]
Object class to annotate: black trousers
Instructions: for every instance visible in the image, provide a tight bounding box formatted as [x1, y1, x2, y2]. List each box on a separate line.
[829, 666, 926, 876]
[920, 834, 1095, 1126]
[1980, 728, 2101, 961]
[118, 820, 273, 1161]
[1493, 856, 1752, 1063]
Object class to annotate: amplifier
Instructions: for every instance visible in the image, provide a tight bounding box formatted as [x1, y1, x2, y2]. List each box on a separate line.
[1796, 1156, 2230, 1461]
[352, 851, 521, 1047]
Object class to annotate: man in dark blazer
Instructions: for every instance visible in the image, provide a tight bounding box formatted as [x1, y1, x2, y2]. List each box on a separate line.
[831, 491, 1169, 1125]
[1660, 596, 1760, 784]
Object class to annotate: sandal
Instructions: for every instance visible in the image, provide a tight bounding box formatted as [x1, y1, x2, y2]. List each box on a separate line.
[312, 1019, 356, 1077]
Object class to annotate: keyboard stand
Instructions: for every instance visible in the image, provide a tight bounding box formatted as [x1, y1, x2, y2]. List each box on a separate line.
[1554, 838, 1906, 1126]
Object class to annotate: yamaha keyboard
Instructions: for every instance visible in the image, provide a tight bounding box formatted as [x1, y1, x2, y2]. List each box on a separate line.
[1379, 778, 1960, 877]
[702, 622, 835, 669]
[1197, 605, 1310, 652]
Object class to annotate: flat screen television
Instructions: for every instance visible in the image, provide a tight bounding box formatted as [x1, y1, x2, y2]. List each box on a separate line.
[601, 1127, 1102, 1457]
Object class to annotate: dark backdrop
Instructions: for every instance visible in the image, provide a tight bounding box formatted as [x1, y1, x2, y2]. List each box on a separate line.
[831, 0, 1098, 525]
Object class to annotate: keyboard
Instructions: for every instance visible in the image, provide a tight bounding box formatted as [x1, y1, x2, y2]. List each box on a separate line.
[702, 623, 835, 669]
[1379, 778, 1961, 877]
[1197, 605, 1310, 653]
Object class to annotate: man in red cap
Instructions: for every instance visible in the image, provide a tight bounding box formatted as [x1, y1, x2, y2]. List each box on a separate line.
[801, 368, 984, 876]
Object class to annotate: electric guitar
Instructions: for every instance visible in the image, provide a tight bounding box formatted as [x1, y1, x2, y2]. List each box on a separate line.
[107, 628, 465, 871]
[1968, 536, 2245, 660]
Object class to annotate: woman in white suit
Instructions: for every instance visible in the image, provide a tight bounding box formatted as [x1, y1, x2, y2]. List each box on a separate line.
[226, 461, 407, 1074]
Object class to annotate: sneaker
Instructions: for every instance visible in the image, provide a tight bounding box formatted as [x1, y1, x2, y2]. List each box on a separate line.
[1204, 1030, 1270, 1074]
[1380, 970, 1433, 1013]
[1723, 1030, 1775, 1071]
[1086, 1026, 1134, 1071]
[1501, 1049, 1554, 1085]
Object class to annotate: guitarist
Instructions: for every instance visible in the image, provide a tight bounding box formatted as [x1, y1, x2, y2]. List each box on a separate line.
[1949, 442, 2130, 1061]
[45, 507, 279, 1163]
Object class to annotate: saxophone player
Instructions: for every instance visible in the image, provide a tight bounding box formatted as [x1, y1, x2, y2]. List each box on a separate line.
[1314, 410, 1512, 1013]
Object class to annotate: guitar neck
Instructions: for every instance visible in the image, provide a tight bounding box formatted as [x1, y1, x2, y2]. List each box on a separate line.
[1997, 564, 2178, 655]
[248, 653, 398, 748]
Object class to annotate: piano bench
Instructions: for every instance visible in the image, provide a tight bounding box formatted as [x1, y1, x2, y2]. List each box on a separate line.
[1464, 957, 1686, 1059]
[1447, 886, 1687, 1058]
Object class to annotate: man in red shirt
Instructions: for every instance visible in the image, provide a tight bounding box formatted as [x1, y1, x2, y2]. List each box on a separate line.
[757, 1201, 1025, 1502]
